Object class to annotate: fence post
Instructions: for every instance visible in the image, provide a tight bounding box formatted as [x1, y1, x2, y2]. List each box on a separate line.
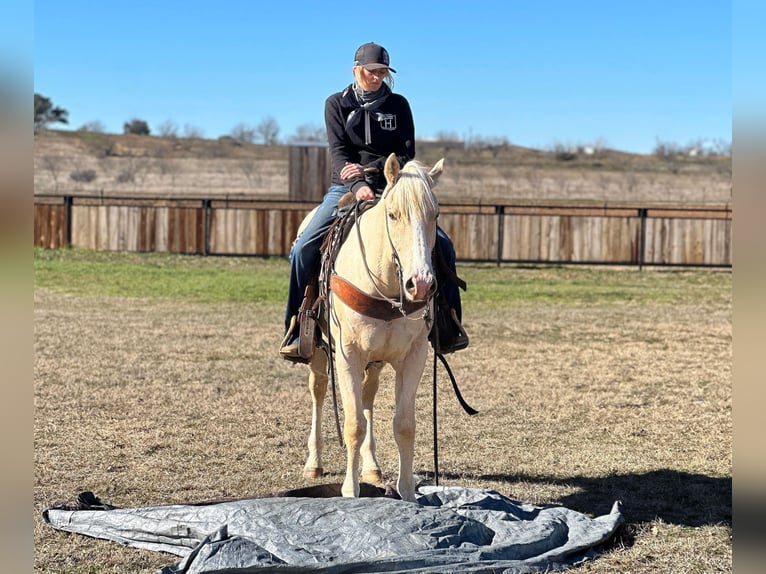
[638, 208, 648, 270]
[495, 205, 505, 266]
[64, 195, 73, 248]
[202, 199, 212, 256]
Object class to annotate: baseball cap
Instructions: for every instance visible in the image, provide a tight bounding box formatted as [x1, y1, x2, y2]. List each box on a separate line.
[353, 42, 397, 73]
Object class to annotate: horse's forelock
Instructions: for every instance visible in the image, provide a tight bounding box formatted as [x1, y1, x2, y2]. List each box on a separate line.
[386, 161, 438, 223]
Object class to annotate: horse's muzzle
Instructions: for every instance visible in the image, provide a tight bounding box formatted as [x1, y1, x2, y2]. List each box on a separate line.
[405, 274, 437, 301]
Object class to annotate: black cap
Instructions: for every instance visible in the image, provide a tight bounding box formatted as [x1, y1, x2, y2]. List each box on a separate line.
[353, 42, 396, 73]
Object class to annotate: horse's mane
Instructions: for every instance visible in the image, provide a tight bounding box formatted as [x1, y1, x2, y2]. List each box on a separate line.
[384, 160, 439, 223]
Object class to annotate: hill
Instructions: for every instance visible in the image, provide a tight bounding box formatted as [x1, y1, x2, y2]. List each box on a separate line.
[34, 130, 731, 205]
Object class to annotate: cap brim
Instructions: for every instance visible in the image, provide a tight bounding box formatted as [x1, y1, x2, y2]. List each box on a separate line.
[363, 63, 397, 73]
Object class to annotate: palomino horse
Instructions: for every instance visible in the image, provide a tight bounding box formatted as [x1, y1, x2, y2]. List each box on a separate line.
[302, 153, 444, 502]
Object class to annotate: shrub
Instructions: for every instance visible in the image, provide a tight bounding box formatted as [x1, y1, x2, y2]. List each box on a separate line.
[70, 169, 97, 183]
[77, 120, 106, 133]
[123, 118, 151, 136]
[115, 169, 135, 184]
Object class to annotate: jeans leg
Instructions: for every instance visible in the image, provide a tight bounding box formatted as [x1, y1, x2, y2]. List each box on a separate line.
[284, 186, 348, 333]
[435, 227, 462, 321]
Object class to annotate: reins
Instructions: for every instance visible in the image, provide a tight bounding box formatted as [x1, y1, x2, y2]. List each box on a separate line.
[429, 301, 479, 486]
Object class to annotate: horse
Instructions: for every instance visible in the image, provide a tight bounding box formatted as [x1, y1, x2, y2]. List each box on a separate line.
[300, 153, 444, 502]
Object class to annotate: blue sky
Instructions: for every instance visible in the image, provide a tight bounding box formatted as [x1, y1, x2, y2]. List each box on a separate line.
[31, 0, 733, 154]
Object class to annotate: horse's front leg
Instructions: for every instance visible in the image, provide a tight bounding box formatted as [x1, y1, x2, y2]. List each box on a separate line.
[393, 344, 429, 502]
[304, 348, 328, 479]
[360, 361, 384, 484]
[337, 351, 367, 498]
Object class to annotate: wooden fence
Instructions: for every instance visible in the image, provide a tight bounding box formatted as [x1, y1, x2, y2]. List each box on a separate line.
[34, 194, 732, 268]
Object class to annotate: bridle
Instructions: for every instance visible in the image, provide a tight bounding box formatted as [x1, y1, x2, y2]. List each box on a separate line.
[350, 197, 436, 323]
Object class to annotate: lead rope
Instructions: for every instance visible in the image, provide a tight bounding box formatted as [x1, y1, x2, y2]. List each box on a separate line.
[326, 309, 343, 447]
[327, 330, 345, 448]
[432, 344, 440, 486]
[430, 298, 479, 488]
[320, 215, 347, 449]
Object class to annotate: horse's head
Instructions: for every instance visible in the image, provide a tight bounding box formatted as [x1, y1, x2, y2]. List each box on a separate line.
[380, 153, 444, 302]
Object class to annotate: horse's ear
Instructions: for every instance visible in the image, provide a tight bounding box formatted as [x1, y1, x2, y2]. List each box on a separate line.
[429, 158, 445, 184]
[384, 153, 400, 186]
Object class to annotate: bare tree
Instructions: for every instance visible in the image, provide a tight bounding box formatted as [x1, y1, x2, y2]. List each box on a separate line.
[157, 120, 179, 138]
[653, 138, 683, 158]
[182, 124, 205, 139]
[114, 155, 151, 190]
[715, 138, 732, 157]
[433, 130, 462, 144]
[230, 123, 256, 145]
[256, 116, 280, 145]
[287, 123, 326, 143]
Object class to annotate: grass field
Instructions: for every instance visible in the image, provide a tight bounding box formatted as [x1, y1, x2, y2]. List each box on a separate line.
[33, 248, 732, 573]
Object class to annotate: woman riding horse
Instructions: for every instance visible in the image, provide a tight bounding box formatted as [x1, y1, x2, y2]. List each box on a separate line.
[280, 41, 468, 360]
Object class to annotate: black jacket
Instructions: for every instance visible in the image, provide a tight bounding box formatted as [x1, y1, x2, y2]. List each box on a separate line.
[324, 83, 415, 194]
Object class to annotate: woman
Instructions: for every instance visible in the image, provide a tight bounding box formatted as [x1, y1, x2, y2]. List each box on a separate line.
[280, 42, 467, 360]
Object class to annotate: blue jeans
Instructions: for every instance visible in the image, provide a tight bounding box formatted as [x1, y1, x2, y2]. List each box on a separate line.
[285, 186, 349, 333]
[284, 186, 462, 334]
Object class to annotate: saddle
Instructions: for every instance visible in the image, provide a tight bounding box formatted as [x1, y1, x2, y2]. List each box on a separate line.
[293, 192, 374, 362]
[294, 192, 468, 362]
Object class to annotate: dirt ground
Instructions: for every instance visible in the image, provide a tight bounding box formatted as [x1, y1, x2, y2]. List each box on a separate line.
[33, 264, 731, 573]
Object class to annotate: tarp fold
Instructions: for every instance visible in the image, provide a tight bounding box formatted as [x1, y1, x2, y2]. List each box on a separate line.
[44, 486, 623, 573]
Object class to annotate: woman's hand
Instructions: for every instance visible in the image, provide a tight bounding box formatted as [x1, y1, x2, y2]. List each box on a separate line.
[355, 185, 375, 201]
[341, 162, 375, 200]
[340, 162, 364, 180]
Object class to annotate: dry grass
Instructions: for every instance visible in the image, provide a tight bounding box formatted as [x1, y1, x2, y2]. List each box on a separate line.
[34, 131, 732, 204]
[33, 260, 731, 573]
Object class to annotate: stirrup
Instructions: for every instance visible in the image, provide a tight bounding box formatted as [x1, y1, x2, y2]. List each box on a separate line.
[441, 308, 469, 354]
[279, 316, 306, 363]
[431, 307, 469, 354]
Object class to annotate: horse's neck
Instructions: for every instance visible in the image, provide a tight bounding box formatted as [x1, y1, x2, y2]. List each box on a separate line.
[336, 203, 399, 297]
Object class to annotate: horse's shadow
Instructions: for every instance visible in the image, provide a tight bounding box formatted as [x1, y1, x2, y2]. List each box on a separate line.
[430, 468, 731, 528]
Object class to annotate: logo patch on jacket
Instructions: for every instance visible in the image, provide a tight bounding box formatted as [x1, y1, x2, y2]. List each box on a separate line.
[375, 113, 397, 131]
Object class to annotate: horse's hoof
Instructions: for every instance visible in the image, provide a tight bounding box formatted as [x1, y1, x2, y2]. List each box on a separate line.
[303, 467, 324, 480]
[361, 470, 383, 484]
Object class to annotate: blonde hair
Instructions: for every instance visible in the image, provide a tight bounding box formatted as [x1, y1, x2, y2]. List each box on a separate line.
[353, 66, 395, 91]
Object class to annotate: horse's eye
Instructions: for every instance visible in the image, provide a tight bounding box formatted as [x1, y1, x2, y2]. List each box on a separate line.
[388, 211, 398, 221]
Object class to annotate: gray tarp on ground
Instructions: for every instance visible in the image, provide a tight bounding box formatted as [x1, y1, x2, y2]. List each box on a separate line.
[44, 486, 623, 574]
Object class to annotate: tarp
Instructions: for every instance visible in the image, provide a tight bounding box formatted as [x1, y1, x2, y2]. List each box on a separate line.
[43, 486, 623, 574]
